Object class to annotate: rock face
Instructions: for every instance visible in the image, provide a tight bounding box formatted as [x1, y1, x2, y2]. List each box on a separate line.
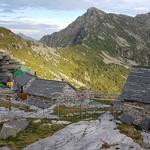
[114, 101, 150, 131]
[40, 7, 150, 65]
[0, 123, 17, 139]
[120, 113, 135, 125]
[140, 118, 150, 131]
[23, 112, 143, 150]
[0, 119, 28, 139]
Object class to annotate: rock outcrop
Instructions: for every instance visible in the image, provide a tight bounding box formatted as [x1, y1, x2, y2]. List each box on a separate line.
[23, 112, 143, 150]
[0, 119, 28, 139]
[40, 7, 150, 66]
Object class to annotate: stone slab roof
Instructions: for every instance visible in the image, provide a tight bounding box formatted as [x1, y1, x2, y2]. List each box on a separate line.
[25, 79, 74, 98]
[119, 66, 150, 104]
[15, 72, 34, 86]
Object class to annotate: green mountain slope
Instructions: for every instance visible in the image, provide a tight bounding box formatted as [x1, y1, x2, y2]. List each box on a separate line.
[53, 46, 129, 92]
[0, 26, 128, 93]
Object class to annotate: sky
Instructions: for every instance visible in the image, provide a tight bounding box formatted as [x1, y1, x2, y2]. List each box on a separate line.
[0, 0, 150, 40]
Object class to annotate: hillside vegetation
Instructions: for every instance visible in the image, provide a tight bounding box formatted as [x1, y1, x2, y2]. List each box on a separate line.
[0, 26, 129, 93]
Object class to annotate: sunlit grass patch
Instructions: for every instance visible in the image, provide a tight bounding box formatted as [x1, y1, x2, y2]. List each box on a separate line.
[90, 99, 114, 105]
[118, 124, 145, 147]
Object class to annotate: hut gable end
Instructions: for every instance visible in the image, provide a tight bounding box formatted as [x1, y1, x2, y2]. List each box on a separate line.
[119, 66, 150, 104]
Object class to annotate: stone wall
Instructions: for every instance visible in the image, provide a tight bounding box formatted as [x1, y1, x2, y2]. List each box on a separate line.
[0, 53, 21, 84]
[26, 95, 56, 109]
[25, 84, 78, 108]
[122, 102, 150, 124]
[63, 84, 77, 98]
[114, 101, 150, 130]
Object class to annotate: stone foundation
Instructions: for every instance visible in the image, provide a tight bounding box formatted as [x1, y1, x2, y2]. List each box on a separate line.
[114, 101, 150, 131]
[26, 95, 56, 109]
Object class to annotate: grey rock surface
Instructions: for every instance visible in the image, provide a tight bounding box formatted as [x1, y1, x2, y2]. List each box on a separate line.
[23, 112, 143, 150]
[0, 119, 28, 139]
[120, 113, 135, 125]
[141, 131, 150, 149]
[140, 118, 150, 131]
[0, 123, 17, 139]
[40, 7, 150, 65]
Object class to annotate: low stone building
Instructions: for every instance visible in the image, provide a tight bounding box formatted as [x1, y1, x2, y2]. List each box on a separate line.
[13, 72, 35, 92]
[114, 66, 150, 131]
[24, 78, 77, 108]
[13, 72, 77, 108]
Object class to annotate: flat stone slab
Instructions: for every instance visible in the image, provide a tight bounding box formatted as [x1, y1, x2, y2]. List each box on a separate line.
[23, 112, 143, 150]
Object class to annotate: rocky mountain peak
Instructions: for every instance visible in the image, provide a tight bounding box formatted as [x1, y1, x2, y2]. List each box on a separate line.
[40, 7, 150, 66]
[86, 7, 106, 16]
[87, 7, 99, 12]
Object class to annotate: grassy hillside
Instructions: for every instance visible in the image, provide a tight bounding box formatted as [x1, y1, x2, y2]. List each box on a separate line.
[11, 44, 129, 93]
[0, 27, 28, 51]
[56, 46, 129, 92]
[0, 27, 129, 93]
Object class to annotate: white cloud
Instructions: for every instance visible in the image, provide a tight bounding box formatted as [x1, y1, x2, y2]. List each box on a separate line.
[0, 17, 64, 39]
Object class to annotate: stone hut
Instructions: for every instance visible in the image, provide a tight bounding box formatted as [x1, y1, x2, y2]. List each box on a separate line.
[13, 72, 35, 92]
[114, 66, 150, 131]
[13, 72, 77, 108]
[24, 78, 77, 108]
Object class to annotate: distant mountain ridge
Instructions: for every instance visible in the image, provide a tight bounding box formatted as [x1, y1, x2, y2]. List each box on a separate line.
[17, 33, 36, 41]
[40, 7, 150, 66]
